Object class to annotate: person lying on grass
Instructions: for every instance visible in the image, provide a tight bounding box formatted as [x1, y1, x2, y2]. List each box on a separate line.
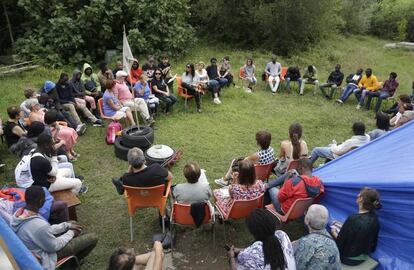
[108, 243, 163, 270]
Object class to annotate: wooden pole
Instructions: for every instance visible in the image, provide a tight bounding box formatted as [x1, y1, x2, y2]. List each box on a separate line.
[3, 3, 14, 48]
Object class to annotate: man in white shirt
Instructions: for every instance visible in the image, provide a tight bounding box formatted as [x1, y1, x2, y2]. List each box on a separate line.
[265, 56, 282, 94]
[310, 122, 370, 164]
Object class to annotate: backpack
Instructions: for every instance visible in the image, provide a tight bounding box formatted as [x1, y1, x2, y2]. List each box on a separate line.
[294, 175, 323, 198]
[106, 120, 122, 144]
[15, 150, 44, 188]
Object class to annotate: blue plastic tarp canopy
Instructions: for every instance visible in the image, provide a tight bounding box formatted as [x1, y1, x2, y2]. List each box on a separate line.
[314, 120, 414, 270]
[0, 216, 42, 270]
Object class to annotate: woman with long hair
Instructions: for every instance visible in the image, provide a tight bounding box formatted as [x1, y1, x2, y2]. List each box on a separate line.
[227, 208, 296, 269]
[181, 63, 202, 113]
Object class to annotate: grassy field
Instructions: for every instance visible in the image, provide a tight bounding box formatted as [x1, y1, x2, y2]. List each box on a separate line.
[1, 35, 413, 269]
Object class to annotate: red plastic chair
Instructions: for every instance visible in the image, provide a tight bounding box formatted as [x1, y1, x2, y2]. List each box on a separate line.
[286, 159, 299, 172]
[123, 178, 171, 241]
[265, 197, 314, 223]
[254, 163, 273, 181]
[170, 201, 215, 253]
[280, 67, 288, 81]
[33, 252, 80, 269]
[176, 76, 194, 111]
[98, 98, 117, 121]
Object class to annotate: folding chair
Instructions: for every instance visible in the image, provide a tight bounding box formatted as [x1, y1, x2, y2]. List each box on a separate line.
[170, 201, 215, 255]
[123, 178, 171, 241]
[176, 76, 194, 112]
[265, 197, 314, 223]
[215, 194, 264, 241]
[254, 163, 273, 182]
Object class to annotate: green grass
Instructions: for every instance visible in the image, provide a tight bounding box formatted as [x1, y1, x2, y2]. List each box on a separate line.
[1, 35, 413, 269]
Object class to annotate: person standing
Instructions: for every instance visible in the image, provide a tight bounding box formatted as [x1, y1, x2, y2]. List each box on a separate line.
[265, 56, 282, 94]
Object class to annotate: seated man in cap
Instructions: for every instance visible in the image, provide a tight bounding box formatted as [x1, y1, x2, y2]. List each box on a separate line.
[11, 186, 98, 270]
[112, 147, 170, 195]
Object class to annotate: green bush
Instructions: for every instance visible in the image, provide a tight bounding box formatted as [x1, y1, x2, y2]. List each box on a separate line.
[338, 0, 377, 35]
[14, 0, 195, 66]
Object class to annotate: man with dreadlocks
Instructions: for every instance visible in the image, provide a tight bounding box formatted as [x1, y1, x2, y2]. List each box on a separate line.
[227, 209, 296, 269]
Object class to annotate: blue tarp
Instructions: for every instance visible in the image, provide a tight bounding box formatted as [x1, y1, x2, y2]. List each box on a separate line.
[0, 216, 42, 270]
[314, 120, 414, 270]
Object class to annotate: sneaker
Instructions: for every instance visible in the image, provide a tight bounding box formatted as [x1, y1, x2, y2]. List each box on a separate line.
[214, 178, 229, 187]
[213, 98, 220, 105]
[356, 104, 361, 110]
[245, 88, 252, 93]
[79, 185, 89, 194]
[197, 108, 202, 113]
[146, 117, 156, 127]
[76, 124, 87, 135]
[300, 92, 304, 96]
[76, 175, 84, 182]
[93, 119, 103, 127]
[0, 163, 5, 169]
[112, 178, 124, 195]
[272, 91, 276, 95]
[336, 99, 343, 104]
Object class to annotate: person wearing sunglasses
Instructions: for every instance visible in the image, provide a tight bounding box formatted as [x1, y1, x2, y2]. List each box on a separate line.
[152, 68, 177, 114]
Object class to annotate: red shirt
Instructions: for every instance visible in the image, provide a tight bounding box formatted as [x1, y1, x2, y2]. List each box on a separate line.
[128, 67, 143, 86]
[278, 175, 324, 213]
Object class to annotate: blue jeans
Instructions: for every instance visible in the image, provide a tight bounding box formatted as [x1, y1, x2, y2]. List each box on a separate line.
[339, 84, 357, 102]
[366, 91, 390, 112]
[268, 187, 282, 212]
[216, 78, 228, 88]
[268, 173, 289, 188]
[310, 147, 334, 164]
[285, 77, 302, 92]
[354, 89, 371, 105]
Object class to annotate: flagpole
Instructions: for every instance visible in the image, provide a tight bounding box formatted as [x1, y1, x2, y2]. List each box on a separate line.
[123, 25, 140, 129]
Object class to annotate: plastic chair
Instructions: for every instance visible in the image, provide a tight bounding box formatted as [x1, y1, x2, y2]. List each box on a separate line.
[176, 76, 194, 112]
[123, 178, 171, 241]
[280, 67, 288, 81]
[33, 252, 80, 270]
[286, 159, 299, 172]
[265, 197, 314, 223]
[215, 194, 264, 241]
[238, 67, 246, 88]
[254, 163, 273, 181]
[170, 201, 215, 254]
[98, 98, 117, 121]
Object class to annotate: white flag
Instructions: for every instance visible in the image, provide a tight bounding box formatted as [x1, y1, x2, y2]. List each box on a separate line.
[123, 26, 134, 74]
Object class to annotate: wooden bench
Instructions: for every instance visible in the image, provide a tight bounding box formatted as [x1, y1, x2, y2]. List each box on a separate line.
[51, 190, 81, 221]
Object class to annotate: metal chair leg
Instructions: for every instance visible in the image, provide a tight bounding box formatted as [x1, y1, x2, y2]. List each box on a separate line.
[130, 216, 133, 241]
[162, 216, 165, 234]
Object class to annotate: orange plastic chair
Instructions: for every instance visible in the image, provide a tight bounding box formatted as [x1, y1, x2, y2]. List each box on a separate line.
[98, 98, 116, 121]
[170, 201, 216, 253]
[265, 197, 314, 223]
[280, 67, 288, 81]
[254, 163, 273, 181]
[123, 178, 171, 241]
[33, 252, 80, 269]
[238, 67, 245, 80]
[176, 76, 194, 111]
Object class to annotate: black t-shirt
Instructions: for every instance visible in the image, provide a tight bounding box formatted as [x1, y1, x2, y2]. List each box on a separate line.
[30, 153, 52, 189]
[206, 65, 219, 80]
[158, 62, 171, 76]
[142, 63, 156, 79]
[4, 121, 25, 147]
[121, 163, 168, 187]
[151, 78, 167, 95]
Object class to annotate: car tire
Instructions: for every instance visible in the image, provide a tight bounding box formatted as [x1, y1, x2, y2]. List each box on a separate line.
[121, 126, 154, 149]
[114, 137, 131, 161]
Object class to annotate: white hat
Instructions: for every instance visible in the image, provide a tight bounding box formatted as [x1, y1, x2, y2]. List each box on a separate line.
[116, 70, 128, 78]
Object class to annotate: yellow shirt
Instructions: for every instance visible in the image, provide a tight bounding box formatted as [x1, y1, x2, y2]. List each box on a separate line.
[358, 75, 380, 91]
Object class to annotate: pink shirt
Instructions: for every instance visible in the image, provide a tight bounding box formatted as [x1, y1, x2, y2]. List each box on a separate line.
[113, 81, 133, 101]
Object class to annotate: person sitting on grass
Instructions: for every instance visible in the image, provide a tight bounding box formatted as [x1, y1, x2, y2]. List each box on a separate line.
[227, 209, 296, 270]
[56, 73, 103, 127]
[331, 187, 381, 266]
[206, 57, 228, 91]
[81, 62, 103, 102]
[152, 68, 177, 115]
[3, 106, 27, 148]
[11, 185, 98, 270]
[275, 123, 308, 177]
[368, 112, 390, 140]
[300, 65, 319, 95]
[219, 56, 234, 87]
[214, 159, 266, 218]
[354, 68, 380, 110]
[295, 204, 341, 269]
[265, 55, 282, 95]
[128, 59, 143, 86]
[173, 162, 212, 204]
[319, 64, 344, 100]
[108, 243, 163, 270]
[242, 58, 257, 92]
[195, 61, 221, 104]
[310, 122, 370, 165]
[215, 130, 275, 187]
[390, 103, 414, 128]
[336, 68, 364, 104]
[112, 147, 171, 195]
[114, 71, 154, 126]
[102, 80, 136, 126]
[20, 88, 39, 117]
[266, 158, 324, 214]
[133, 74, 159, 116]
[284, 65, 302, 94]
[181, 63, 202, 113]
[366, 72, 399, 113]
[29, 133, 85, 194]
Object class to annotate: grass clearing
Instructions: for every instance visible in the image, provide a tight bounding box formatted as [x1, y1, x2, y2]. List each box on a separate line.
[0, 35, 413, 269]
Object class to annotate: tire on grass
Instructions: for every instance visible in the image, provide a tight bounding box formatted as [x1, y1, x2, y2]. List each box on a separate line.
[121, 126, 154, 149]
[114, 137, 131, 161]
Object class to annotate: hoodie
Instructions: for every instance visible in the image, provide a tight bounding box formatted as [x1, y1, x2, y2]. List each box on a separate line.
[70, 69, 86, 97]
[81, 63, 101, 94]
[11, 208, 74, 270]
